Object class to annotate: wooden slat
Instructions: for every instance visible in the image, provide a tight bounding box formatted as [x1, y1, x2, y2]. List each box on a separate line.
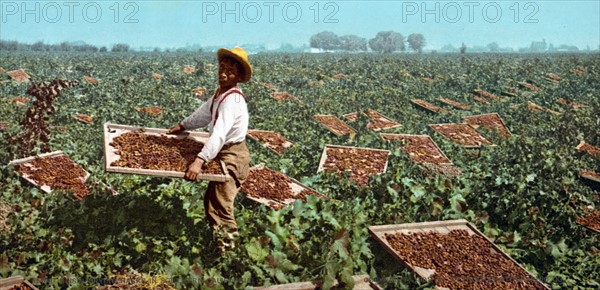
[0, 276, 38, 290]
[254, 275, 382, 290]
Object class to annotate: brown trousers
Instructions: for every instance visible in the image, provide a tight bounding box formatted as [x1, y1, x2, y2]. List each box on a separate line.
[204, 141, 250, 232]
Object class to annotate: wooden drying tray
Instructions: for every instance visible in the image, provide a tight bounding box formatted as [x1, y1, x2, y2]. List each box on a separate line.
[317, 144, 390, 174]
[411, 99, 451, 114]
[0, 275, 38, 290]
[314, 114, 357, 136]
[342, 109, 401, 131]
[428, 123, 494, 148]
[380, 133, 453, 165]
[243, 165, 326, 209]
[247, 129, 293, 155]
[368, 219, 549, 290]
[8, 151, 90, 194]
[462, 112, 512, 138]
[103, 122, 230, 182]
[580, 170, 600, 184]
[254, 275, 382, 290]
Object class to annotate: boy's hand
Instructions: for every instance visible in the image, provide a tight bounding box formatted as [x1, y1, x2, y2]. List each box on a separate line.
[168, 123, 185, 134]
[185, 157, 204, 181]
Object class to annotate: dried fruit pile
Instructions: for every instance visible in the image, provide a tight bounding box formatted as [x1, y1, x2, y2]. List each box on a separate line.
[385, 229, 546, 289]
[322, 147, 389, 186]
[580, 170, 600, 182]
[314, 115, 356, 136]
[83, 76, 98, 85]
[382, 134, 450, 164]
[9, 79, 78, 157]
[518, 81, 543, 92]
[463, 113, 512, 138]
[7, 283, 35, 290]
[15, 155, 89, 199]
[437, 97, 471, 110]
[526, 102, 560, 115]
[241, 167, 318, 205]
[247, 130, 291, 154]
[109, 131, 223, 174]
[429, 124, 493, 147]
[7, 69, 30, 82]
[576, 209, 600, 232]
[75, 114, 93, 124]
[557, 98, 588, 108]
[470, 94, 490, 105]
[474, 89, 500, 101]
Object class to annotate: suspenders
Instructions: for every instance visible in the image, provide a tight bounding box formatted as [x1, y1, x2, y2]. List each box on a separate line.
[209, 88, 246, 125]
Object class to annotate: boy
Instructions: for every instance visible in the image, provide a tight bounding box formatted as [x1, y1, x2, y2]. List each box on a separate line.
[168, 47, 252, 252]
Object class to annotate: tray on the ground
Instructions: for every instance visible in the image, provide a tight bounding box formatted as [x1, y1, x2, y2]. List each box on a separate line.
[254, 274, 382, 290]
[368, 219, 549, 290]
[247, 129, 293, 155]
[314, 114, 356, 136]
[410, 99, 451, 114]
[342, 109, 400, 131]
[103, 122, 230, 182]
[576, 208, 600, 234]
[317, 144, 390, 186]
[429, 123, 494, 148]
[0, 275, 38, 290]
[241, 165, 325, 209]
[580, 170, 600, 183]
[437, 97, 471, 110]
[380, 133, 452, 165]
[8, 151, 90, 195]
[462, 113, 512, 138]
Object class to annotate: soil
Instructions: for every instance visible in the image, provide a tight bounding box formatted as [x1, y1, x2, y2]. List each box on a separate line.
[463, 113, 512, 138]
[518, 81, 542, 92]
[474, 89, 500, 101]
[576, 209, 600, 232]
[411, 99, 450, 113]
[344, 110, 399, 130]
[576, 141, 600, 156]
[430, 124, 494, 147]
[438, 98, 471, 110]
[314, 115, 356, 136]
[470, 94, 490, 105]
[241, 167, 319, 205]
[247, 130, 291, 154]
[557, 98, 588, 108]
[322, 146, 389, 186]
[136, 106, 164, 116]
[382, 134, 451, 164]
[109, 131, 223, 174]
[385, 229, 547, 290]
[270, 92, 295, 101]
[15, 154, 90, 199]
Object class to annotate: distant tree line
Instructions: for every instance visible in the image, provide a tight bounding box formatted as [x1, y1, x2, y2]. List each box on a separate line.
[0, 40, 132, 52]
[309, 31, 426, 53]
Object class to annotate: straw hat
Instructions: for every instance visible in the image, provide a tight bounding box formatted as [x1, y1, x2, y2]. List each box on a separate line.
[217, 47, 252, 83]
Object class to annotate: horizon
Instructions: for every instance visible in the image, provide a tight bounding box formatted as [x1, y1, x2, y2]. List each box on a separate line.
[1, 0, 599, 52]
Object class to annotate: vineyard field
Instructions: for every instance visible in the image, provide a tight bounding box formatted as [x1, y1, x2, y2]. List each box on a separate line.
[0, 51, 599, 289]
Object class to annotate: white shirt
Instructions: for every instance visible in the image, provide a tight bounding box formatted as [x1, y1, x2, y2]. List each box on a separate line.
[181, 86, 248, 161]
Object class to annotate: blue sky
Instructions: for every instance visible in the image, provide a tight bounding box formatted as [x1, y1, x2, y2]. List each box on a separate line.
[1, 0, 599, 50]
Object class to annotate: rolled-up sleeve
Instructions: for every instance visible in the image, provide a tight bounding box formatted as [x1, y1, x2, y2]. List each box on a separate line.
[181, 100, 211, 130]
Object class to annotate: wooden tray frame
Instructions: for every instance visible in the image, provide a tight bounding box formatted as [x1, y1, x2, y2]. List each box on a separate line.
[317, 144, 390, 175]
[254, 275, 382, 290]
[380, 133, 453, 165]
[368, 219, 550, 290]
[411, 99, 450, 114]
[0, 276, 38, 290]
[8, 151, 90, 194]
[313, 114, 356, 136]
[462, 113, 512, 138]
[342, 109, 401, 131]
[243, 165, 326, 209]
[103, 122, 230, 182]
[428, 123, 494, 148]
[247, 129, 293, 155]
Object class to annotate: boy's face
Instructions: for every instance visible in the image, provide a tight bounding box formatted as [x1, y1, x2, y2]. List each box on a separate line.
[218, 57, 243, 88]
